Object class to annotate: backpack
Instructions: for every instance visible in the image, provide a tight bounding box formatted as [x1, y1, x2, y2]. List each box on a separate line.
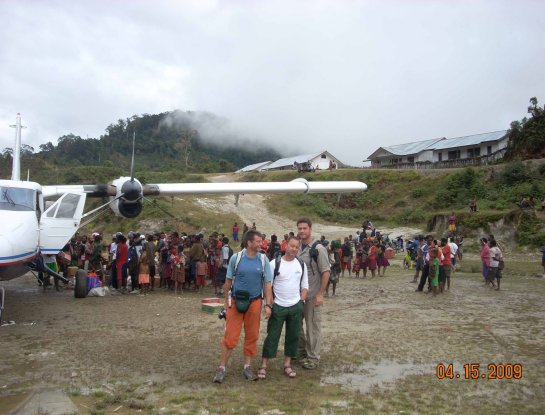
[268, 241, 281, 260]
[227, 245, 234, 260]
[308, 241, 321, 265]
[341, 243, 351, 257]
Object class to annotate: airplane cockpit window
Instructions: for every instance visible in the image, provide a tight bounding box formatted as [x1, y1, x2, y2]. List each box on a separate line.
[0, 187, 35, 211]
[55, 193, 81, 218]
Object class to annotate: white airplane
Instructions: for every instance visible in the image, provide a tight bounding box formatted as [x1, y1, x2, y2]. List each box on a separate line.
[0, 114, 367, 310]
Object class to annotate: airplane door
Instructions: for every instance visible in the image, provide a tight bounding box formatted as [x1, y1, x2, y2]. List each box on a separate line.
[39, 192, 87, 254]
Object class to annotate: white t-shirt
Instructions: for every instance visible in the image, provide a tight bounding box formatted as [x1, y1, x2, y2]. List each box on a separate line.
[109, 242, 117, 260]
[269, 257, 309, 307]
[448, 242, 458, 258]
[221, 245, 230, 261]
[489, 246, 502, 268]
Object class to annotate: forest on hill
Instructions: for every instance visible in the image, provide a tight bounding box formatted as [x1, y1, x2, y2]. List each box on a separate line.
[0, 110, 281, 184]
[504, 97, 545, 160]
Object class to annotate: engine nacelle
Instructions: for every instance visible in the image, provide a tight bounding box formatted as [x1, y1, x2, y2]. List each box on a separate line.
[117, 199, 143, 218]
[109, 177, 144, 218]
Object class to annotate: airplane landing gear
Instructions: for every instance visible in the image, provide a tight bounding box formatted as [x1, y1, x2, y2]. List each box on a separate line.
[74, 269, 87, 298]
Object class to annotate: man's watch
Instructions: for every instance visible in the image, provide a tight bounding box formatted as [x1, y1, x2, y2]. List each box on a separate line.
[265, 304, 273, 309]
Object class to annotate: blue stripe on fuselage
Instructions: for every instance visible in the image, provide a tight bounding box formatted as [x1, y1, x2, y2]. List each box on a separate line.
[0, 251, 36, 261]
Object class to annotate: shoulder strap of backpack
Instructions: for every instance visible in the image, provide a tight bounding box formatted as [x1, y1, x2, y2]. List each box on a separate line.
[296, 257, 305, 291]
[233, 251, 243, 274]
[310, 241, 320, 263]
[273, 251, 283, 278]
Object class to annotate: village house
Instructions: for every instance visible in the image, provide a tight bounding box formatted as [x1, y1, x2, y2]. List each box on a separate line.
[366, 130, 509, 169]
[236, 151, 344, 173]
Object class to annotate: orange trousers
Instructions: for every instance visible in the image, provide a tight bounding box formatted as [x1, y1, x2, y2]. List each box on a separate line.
[222, 298, 262, 356]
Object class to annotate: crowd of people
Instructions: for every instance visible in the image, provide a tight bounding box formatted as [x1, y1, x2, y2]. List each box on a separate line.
[42, 213, 545, 386]
[52, 230, 239, 296]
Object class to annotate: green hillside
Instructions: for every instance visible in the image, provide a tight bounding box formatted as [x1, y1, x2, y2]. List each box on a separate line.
[240, 162, 545, 247]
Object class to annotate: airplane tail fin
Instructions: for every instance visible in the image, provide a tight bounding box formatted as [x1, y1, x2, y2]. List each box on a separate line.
[10, 113, 22, 181]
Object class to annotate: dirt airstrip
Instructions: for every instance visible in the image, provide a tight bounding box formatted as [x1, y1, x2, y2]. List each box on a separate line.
[1, 253, 544, 415]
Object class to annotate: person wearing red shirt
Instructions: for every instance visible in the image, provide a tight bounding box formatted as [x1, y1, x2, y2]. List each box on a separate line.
[367, 240, 378, 278]
[232, 222, 239, 242]
[281, 234, 288, 255]
[261, 234, 269, 254]
[115, 234, 129, 291]
[480, 238, 491, 286]
[440, 238, 452, 292]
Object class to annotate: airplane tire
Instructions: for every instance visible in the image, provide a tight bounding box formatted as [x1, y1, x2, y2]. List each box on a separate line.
[74, 269, 87, 299]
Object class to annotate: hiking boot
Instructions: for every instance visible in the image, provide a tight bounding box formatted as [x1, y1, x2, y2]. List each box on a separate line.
[213, 367, 226, 384]
[242, 366, 258, 381]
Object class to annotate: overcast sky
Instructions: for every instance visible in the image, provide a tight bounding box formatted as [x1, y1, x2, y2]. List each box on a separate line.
[1, 0, 544, 167]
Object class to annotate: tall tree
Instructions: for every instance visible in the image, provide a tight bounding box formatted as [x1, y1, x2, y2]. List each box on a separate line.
[505, 97, 545, 160]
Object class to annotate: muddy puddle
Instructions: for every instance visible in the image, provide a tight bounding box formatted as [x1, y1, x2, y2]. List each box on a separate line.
[322, 360, 434, 393]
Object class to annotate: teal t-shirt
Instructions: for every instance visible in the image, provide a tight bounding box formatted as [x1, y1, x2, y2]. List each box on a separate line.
[227, 250, 273, 299]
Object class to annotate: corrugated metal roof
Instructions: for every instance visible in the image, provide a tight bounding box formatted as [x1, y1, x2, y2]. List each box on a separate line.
[235, 161, 272, 173]
[262, 152, 323, 170]
[432, 130, 507, 150]
[380, 137, 445, 156]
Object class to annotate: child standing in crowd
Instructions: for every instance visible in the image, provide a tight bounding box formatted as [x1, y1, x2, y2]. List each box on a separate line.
[367, 240, 378, 278]
[196, 260, 207, 293]
[352, 251, 362, 278]
[172, 245, 186, 294]
[360, 240, 369, 278]
[341, 237, 352, 277]
[138, 248, 150, 294]
[377, 242, 390, 277]
[429, 247, 440, 296]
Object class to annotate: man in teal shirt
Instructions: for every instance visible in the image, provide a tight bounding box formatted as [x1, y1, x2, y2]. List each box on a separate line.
[213, 230, 273, 383]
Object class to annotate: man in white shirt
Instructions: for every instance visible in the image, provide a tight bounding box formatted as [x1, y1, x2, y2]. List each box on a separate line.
[258, 236, 309, 379]
[448, 238, 459, 271]
[109, 235, 118, 287]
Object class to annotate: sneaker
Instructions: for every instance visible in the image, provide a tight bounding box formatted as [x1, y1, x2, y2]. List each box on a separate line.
[213, 367, 226, 383]
[242, 366, 258, 381]
[302, 359, 319, 370]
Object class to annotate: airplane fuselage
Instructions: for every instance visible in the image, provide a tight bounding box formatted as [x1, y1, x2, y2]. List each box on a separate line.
[0, 181, 42, 280]
[0, 179, 85, 281]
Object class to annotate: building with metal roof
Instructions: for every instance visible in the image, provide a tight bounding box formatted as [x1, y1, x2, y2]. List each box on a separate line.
[235, 161, 272, 173]
[261, 151, 343, 171]
[236, 151, 344, 173]
[366, 130, 509, 169]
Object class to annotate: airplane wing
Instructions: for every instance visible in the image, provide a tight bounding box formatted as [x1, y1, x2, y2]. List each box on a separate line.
[42, 179, 367, 198]
[142, 180, 367, 195]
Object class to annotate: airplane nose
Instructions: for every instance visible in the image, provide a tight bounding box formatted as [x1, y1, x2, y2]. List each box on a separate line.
[0, 235, 14, 259]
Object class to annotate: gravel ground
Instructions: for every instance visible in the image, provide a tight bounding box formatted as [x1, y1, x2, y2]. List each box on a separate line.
[1, 253, 544, 414]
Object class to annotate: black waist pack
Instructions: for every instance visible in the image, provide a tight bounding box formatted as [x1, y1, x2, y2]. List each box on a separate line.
[234, 290, 251, 313]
